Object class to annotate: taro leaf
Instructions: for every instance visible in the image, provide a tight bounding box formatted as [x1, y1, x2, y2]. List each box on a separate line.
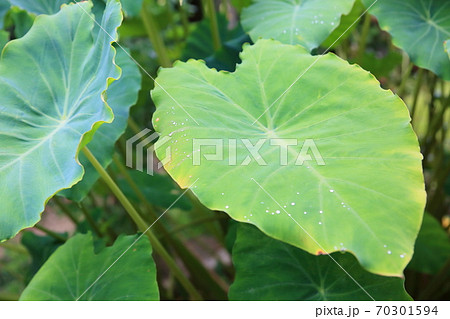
[0, 0, 9, 29]
[408, 213, 450, 275]
[229, 224, 412, 301]
[182, 15, 250, 72]
[362, 0, 450, 80]
[241, 0, 355, 51]
[20, 233, 159, 300]
[152, 39, 425, 276]
[321, 0, 364, 49]
[9, 0, 107, 19]
[120, 0, 143, 17]
[21, 231, 66, 283]
[0, 0, 122, 240]
[59, 48, 141, 202]
[8, 0, 69, 15]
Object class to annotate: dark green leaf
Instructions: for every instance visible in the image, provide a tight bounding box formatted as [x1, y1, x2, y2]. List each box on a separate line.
[241, 0, 355, 51]
[363, 0, 450, 80]
[182, 15, 250, 72]
[20, 233, 159, 300]
[408, 213, 450, 274]
[229, 224, 412, 301]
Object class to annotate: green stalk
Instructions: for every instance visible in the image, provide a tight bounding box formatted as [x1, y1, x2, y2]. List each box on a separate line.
[179, 1, 190, 39]
[81, 147, 202, 300]
[0, 242, 28, 255]
[34, 224, 66, 242]
[52, 196, 79, 225]
[203, 0, 222, 51]
[112, 153, 228, 299]
[356, 13, 371, 62]
[141, 0, 172, 68]
[410, 68, 424, 122]
[397, 63, 413, 97]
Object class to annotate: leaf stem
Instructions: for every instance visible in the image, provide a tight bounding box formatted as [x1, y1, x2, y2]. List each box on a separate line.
[356, 13, 371, 62]
[0, 242, 28, 255]
[410, 68, 424, 122]
[397, 63, 413, 97]
[112, 153, 228, 299]
[203, 0, 222, 51]
[34, 224, 67, 242]
[81, 147, 202, 300]
[141, 0, 172, 68]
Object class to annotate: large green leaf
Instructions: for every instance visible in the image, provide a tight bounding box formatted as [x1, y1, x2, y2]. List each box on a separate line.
[8, 0, 69, 14]
[0, 0, 122, 240]
[229, 224, 412, 300]
[20, 233, 159, 300]
[408, 213, 450, 274]
[152, 39, 425, 276]
[182, 15, 250, 72]
[362, 0, 450, 80]
[60, 49, 141, 202]
[321, 0, 364, 49]
[0, 0, 9, 29]
[120, 0, 143, 17]
[241, 0, 355, 51]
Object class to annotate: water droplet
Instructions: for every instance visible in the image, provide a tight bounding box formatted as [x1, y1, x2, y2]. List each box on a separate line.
[304, 211, 307, 214]
[221, 193, 224, 195]
[276, 210, 281, 214]
[319, 210, 323, 214]
[260, 201, 264, 204]
[318, 222, 322, 225]
[225, 205, 229, 209]
[387, 250, 392, 255]
[400, 254, 405, 258]
[330, 189, 334, 193]
[291, 202, 295, 206]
